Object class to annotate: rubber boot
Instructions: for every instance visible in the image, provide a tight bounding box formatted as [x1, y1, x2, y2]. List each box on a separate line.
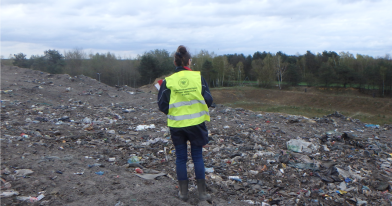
[178, 180, 189, 201]
[196, 179, 211, 201]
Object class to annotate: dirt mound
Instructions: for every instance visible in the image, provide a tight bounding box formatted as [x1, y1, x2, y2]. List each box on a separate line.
[138, 75, 172, 93]
[1, 66, 392, 205]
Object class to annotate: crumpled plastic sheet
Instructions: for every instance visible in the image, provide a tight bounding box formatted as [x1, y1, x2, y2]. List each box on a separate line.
[136, 124, 156, 131]
[336, 167, 364, 180]
[141, 138, 168, 146]
[134, 172, 166, 180]
[286, 139, 320, 153]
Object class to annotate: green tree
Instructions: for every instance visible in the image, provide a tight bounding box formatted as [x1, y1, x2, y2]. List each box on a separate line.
[30, 55, 46, 71]
[222, 56, 232, 86]
[304, 51, 318, 76]
[251, 58, 263, 84]
[88, 52, 118, 85]
[379, 66, 387, 97]
[144, 49, 172, 75]
[336, 65, 355, 88]
[138, 54, 160, 85]
[285, 64, 301, 86]
[44, 50, 66, 74]
[318, 60, 336, 87]
[137, 49, 172, 86]
[297, 55, 306, 79]
[244, 55, 253, 79]
[121, 58, 140, 88]
[12, 53, 31, 68]
[253, 51, 268, 60]
[337, 52, 356, 88]
[201, 59, 214, 86]
[235, 61, 245, 86]
[274, 53, 288, 89]
[212, 55, 226, 87]
[226, 53, 244, 67]
[192, 50, 215, 72]
[356, 54, 375, 91]
[255, 54, 275, 87]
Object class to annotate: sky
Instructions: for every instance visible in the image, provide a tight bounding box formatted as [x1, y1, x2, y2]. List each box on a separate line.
[1, 0, 391, 59]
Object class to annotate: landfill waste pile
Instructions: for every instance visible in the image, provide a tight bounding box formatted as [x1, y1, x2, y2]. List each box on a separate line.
[1, 65, 392, 206]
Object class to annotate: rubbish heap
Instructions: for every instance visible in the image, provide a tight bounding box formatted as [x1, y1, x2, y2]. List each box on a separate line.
[1, 66, 391, 205]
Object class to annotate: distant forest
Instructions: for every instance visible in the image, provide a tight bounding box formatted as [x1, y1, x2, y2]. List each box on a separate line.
[4, 48, 392, 97]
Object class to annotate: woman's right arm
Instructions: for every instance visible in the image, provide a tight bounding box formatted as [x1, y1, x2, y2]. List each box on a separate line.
[201, 77, 213, 107]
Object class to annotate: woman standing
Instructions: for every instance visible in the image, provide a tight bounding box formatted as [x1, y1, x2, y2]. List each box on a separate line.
[157, 45, 213, 201]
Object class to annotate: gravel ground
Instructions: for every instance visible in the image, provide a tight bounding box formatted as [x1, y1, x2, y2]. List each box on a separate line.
[1, 65, 391, 205]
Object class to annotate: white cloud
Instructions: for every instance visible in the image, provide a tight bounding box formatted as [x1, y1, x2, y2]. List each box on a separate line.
[1, 0, 391, 57]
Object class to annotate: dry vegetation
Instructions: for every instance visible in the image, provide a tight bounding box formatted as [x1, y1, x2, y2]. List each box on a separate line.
[211, 86, 392, 125]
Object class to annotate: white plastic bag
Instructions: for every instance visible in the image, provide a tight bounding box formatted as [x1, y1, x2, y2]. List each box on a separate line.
[286, 139, 319, 153]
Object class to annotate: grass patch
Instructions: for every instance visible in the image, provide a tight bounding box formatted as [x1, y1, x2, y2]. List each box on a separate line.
[224, 101, 392, 125]
[226, 102, 334, 118]
[212, 86, 392, 125]
[349, 112, 392, 125]
[1, 59, 13, 66]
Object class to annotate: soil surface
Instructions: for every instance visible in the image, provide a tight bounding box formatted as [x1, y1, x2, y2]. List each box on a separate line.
[1, 65, 392, 205]
[210, 87, 392, 118]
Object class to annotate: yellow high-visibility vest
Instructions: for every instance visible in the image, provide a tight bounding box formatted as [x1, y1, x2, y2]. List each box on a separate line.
[165, 70, 210, 128]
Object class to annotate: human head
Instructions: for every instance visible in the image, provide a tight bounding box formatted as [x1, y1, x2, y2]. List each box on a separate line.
[174, 45, 191, 67]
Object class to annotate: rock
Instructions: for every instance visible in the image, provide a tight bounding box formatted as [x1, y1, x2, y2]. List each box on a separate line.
[15, 169, 34, 176]
[375, 182, 390, 191]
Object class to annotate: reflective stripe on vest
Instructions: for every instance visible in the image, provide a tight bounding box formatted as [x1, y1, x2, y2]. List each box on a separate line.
[169, 99, 206, 109]
[167, 110, 209, 121]
[165, 70, 210, 128]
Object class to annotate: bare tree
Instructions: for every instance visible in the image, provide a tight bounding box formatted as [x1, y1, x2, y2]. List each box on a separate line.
[275, 54, 288, 90]
[64, 48, 86, 76]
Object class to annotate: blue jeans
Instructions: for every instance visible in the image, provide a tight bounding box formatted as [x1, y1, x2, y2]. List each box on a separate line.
[175, 144, 205, 181]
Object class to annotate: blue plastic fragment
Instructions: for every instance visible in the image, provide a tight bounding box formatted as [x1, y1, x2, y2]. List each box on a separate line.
[88, 163, 102, 168]
[345, 177, 352, 183]
[95, 171, 104, 175]
[205, 167, 214, 173]
[364, 124, 380, 129]
[231, 177, 242, 182]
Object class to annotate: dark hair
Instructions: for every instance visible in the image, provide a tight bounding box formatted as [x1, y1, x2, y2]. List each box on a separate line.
[174, 45, 191, 67]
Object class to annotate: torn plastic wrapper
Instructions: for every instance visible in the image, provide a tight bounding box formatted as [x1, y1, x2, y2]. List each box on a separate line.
[134, 172, 166, 180]
[0, 190, 19, 197]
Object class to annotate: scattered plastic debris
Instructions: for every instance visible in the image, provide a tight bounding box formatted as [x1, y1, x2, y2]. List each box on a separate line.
[1, 66, 391, 205]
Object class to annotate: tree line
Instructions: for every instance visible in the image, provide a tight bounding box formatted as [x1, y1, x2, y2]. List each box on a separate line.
[9, 48, 392, 97]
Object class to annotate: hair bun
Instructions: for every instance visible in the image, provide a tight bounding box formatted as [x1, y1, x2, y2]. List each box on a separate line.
[174, 45, 191, 67]
[178, 46, 187, 54]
